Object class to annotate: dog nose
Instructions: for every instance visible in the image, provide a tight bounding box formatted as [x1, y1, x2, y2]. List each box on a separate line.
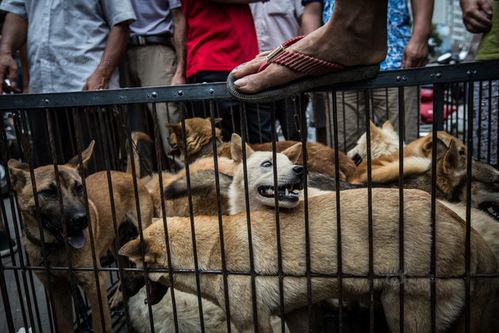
[293, 165, 304, 175]
[70, 213, 88, 229]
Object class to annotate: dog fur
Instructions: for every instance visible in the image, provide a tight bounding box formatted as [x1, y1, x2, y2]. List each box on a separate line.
[439, 201, 499, 266]
[228, 134, 305, 215]
[348, 121, 401, 162]
[350, 132, 467, 190]
[120, 189, 497, 333]
[350, 128, 499, 213]
[8, 141, 154, 333]
[167, 117, 356, 181]
[142, 156, 236, 217]
[128, 286, 238, 333]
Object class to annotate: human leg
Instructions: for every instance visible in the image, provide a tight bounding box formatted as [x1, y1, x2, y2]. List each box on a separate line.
[374, 87, 419, 143]
[131, 45, 181, 154]
[231, 0, 388, 94]
[335, 90, 367, 152]
[473, 80, 498, 165]
[275, 96, 306, 141]
[188, 71, 272, 143]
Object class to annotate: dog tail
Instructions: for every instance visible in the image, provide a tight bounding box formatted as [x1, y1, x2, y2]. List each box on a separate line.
[353, 156, 431, 184]
[164, 170, 233, 200]
[127, 131, 153, 176]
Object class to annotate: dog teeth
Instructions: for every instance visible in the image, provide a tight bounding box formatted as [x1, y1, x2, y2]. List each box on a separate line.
[285, 188, 289, 196]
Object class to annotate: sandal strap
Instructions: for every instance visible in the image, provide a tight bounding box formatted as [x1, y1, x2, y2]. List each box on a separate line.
[259, 36, 345, 76]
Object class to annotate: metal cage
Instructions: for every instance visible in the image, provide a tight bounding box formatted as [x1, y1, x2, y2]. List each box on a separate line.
[0, 60, 499, 333]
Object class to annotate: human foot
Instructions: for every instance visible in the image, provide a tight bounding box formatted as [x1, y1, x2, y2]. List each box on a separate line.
[231, 0, 386, 94]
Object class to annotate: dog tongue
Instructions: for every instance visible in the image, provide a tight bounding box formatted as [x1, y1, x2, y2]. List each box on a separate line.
[67, 230, 86, 249]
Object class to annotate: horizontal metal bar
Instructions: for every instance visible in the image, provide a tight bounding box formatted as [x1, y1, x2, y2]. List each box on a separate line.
[0, 82, 232, 110]
[322, 60, 499, 91]
[0, 61, 498, 110]
[3, 265, 499, 279]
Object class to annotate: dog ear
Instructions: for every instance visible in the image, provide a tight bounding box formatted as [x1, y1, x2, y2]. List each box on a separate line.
[281, 142, 302, 165]
[422, 135, 448, 158]
[442, 139, 459, 174]
[8, 159, 30, 191]
[230, 133, 254, 163]
[67, 140, 95, 169]
[434, 138, 450, 158]
[119, 238, 156, 265]
[369, 121, 381, 138]
[382, 121, 394, 131]
[436, 132, 453, 148]
[166, 123, 184, 141]
[204, 117, 223, 126]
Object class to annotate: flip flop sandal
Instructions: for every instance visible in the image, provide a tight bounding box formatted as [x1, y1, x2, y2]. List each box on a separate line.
[227, 36, 380, 103]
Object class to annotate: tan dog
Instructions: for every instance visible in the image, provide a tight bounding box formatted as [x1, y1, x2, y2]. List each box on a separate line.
[348, 120, 402, 163]
[142, 156, 236, 217]
[120, 189, 497, 333]
[350, 131, 466, 186]
[8, 141, 154, 333]
[167, 117, 356, 181]
[124, 130, 237, 217]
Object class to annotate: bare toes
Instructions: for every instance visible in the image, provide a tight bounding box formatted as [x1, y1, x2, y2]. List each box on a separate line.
[231, 52, 269, 79]
[234, 64, 303, 94]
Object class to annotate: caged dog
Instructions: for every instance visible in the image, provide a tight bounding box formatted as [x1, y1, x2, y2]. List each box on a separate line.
[123, 134, 338, 333]
[350, 131, 469, 187]
[347, 125, 499, 272]
[348, 120, 401, 164]
[167, 117, 356, 181]
[8, 141, 154, 333]
[120, 187, 498, 333]
[162, 133, 355, 217]
[122, 133, 499, 332]
[126, 131, 236, 218]
[349, 125, 499, 216]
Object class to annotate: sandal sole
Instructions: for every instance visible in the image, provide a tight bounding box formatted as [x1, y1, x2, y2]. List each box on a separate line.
[227, 65, 379, 103]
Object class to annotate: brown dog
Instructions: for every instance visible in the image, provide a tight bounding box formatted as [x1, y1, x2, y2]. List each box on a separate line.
[120, 189, 497, 333]
[350, 131, 466, 187]
[167, 117, 356, 181]
[8, 141, 154, 333]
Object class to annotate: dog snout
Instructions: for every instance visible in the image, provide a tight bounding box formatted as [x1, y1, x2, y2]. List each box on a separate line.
[293, 165, 304, 175]
[69, 212, 88, 230]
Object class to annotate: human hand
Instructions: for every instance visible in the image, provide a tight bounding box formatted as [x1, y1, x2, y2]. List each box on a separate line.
[402, 37, 429, 68]
[171, 71, 186, 86]
[83, 70, 110, 91]
[0, 52, 18, 94]
[460, 0, 493, 33]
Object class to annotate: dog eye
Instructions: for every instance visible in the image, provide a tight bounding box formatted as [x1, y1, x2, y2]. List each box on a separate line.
[75, 183, 84, 196]
[261, 161, 272, 168]
[39, 186, 58, 198]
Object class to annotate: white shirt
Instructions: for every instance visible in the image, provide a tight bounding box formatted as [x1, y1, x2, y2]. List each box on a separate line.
[250, 1, 304, 52]
[0, 0, 136, 93]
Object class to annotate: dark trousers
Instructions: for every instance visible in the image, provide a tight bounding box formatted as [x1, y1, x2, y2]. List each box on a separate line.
[187, 71, 272, 144]
[28, 109, 120, 173]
